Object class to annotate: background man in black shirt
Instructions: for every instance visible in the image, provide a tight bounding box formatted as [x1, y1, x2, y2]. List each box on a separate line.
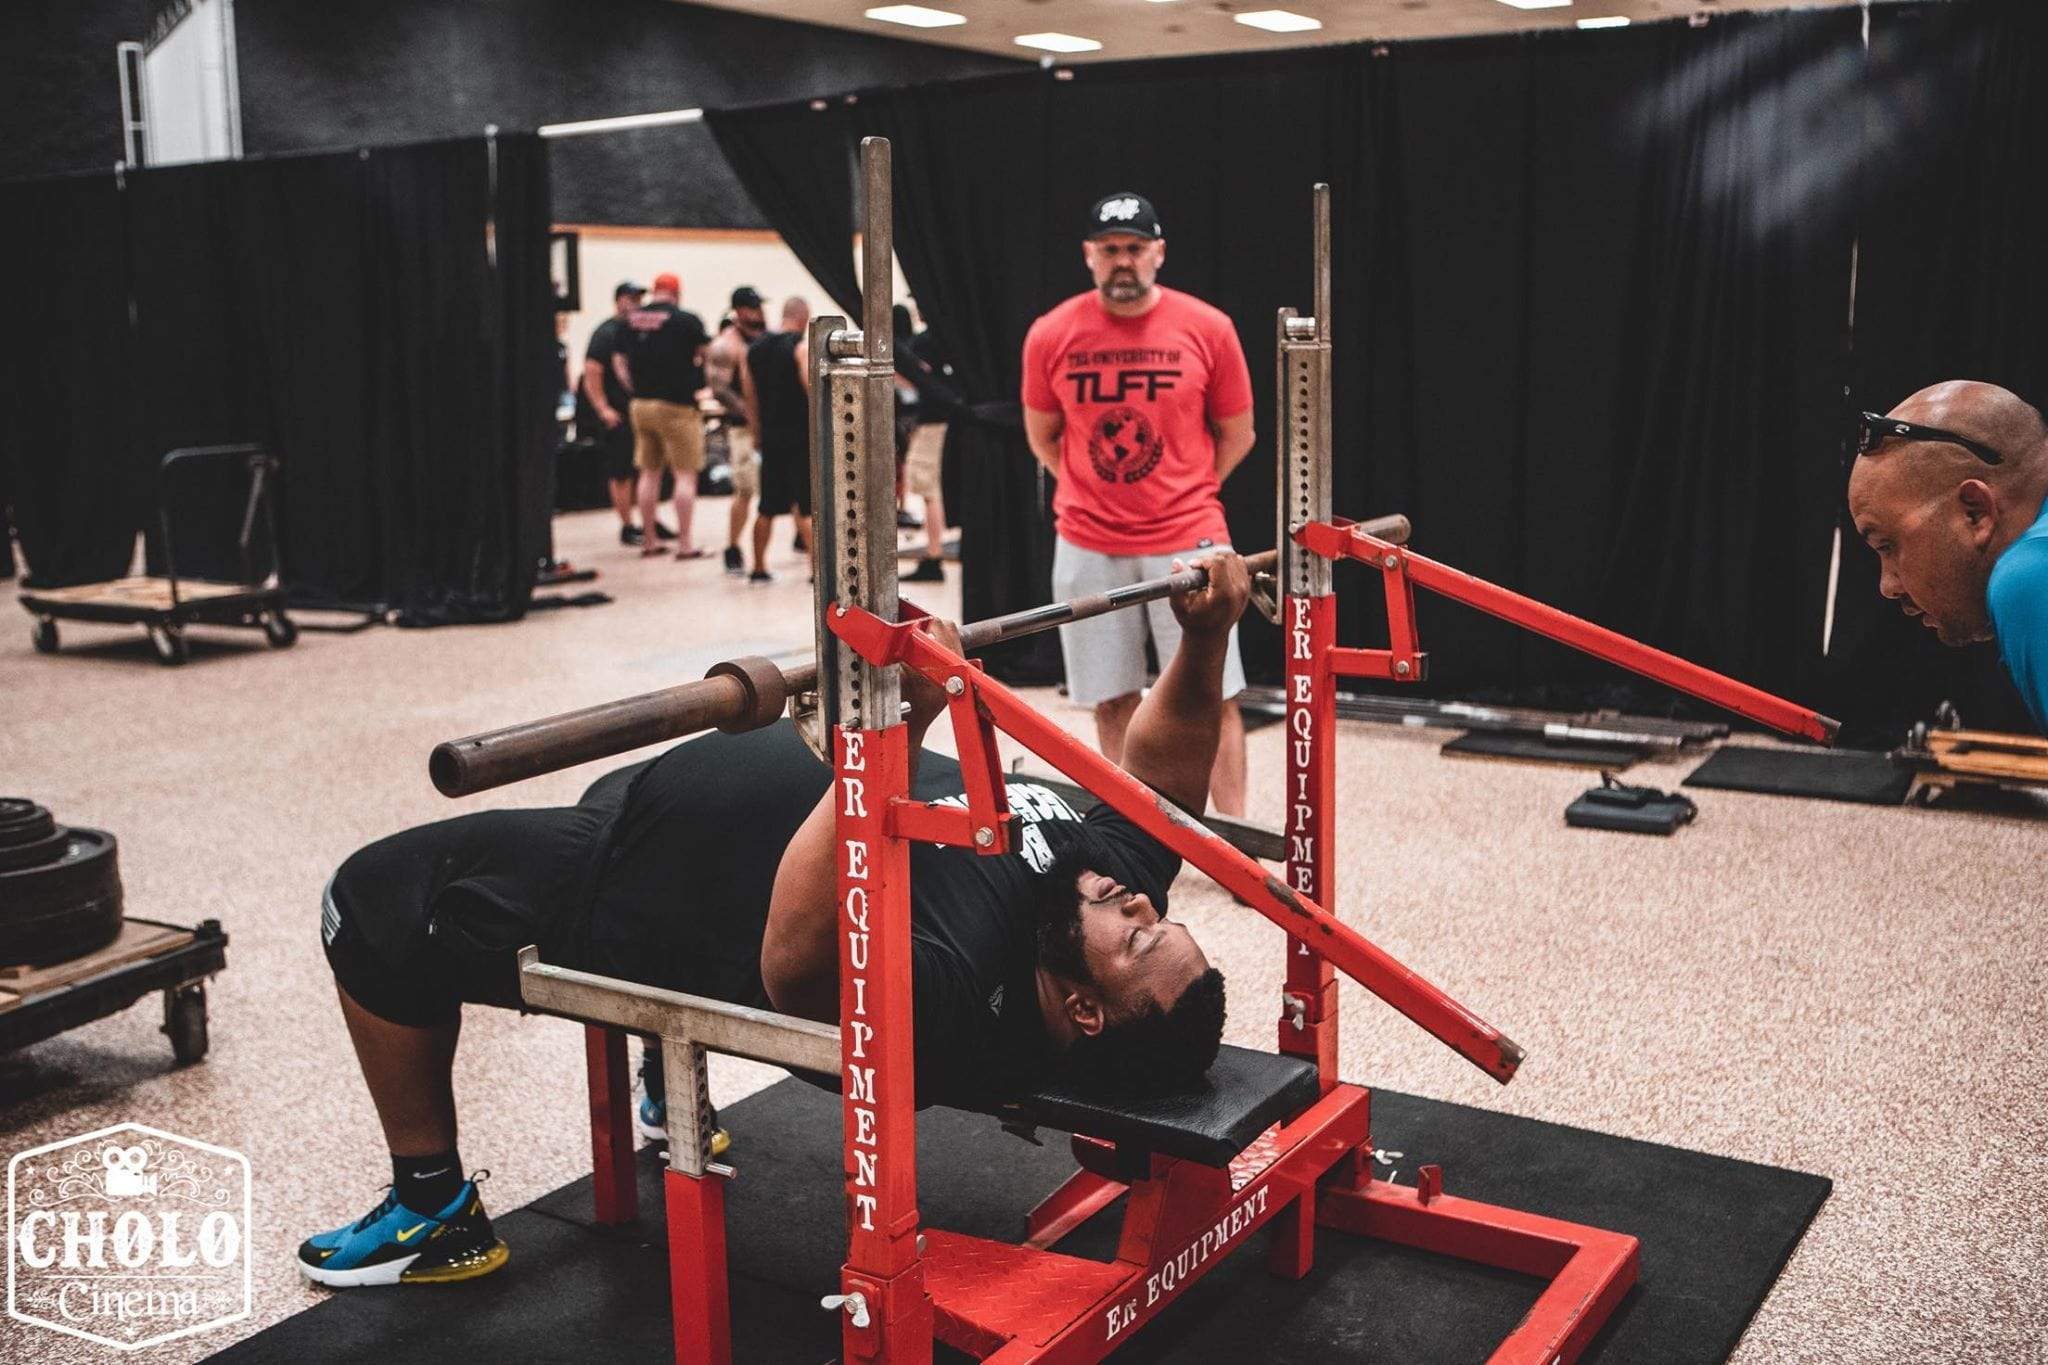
[741, 296, 813, 583]
[298, 554, 1246, 1288]
[579, 280, 665, 547]
[619, 272, 712, 560]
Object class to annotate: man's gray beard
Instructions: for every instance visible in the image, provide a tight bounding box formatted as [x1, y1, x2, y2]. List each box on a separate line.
[1101, 277, 1148, 303]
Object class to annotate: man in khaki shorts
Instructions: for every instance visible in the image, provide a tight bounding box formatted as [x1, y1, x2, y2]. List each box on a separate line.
[618, 272, 712, 559]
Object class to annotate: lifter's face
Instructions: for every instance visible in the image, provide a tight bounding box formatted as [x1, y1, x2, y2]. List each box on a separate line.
[1069, 869, 1207, 1025]
[1848, 454, 2000, 644]
[1084, 234, 1165, 305]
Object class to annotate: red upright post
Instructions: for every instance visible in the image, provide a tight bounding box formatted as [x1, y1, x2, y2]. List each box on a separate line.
[835, 724, 933, 1364]
[1280, 592, 1339, 1086]
[1270, 186, 1343, 1281]
[585, 1024, 636, 1226]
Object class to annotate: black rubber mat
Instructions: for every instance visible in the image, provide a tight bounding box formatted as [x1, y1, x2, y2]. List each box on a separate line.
[212, 1080, 1828, 1364]
[1441, 730, 1648, 768]
[1683, 745, 1915, 806]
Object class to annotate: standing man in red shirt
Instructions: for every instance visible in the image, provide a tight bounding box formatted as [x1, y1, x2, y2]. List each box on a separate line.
[1022, 193, 1256, 815]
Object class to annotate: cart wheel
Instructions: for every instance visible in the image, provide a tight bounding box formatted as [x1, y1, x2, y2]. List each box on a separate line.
[147, 623, 188, 666]
[262, 610, 298, 647]
[164, 983, 209, 1065]
[31, 618, 58, 654]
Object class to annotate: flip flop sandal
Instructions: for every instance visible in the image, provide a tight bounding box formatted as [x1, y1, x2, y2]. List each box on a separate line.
[674, 548, 708, 560]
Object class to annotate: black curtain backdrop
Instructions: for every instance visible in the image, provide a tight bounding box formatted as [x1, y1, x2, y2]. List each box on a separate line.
[1593, 10, 1860, 705]
[0, 173, 141, 588]
[2, 134, 554, 624]
[1827, 0, 2048, 738]
[704, 103, 862, 316]
[708, 3, 2044, 735]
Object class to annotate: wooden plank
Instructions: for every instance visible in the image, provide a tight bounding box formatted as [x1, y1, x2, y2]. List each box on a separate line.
[1926, 729, 2048, 757]
[1929, 751, 2048, 782]
[0, 921, 194, 1011]
[20, 577, 253, 609]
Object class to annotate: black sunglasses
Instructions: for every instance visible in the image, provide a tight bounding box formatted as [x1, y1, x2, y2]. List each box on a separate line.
[1855, 412, 2004, 466]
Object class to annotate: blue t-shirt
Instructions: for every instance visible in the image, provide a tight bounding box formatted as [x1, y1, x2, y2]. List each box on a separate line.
[1987, 502, 2048, 731]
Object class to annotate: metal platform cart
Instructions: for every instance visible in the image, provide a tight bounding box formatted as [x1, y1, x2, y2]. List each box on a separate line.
[20, 443, 294, 665]
[0, 919, 229, 1064]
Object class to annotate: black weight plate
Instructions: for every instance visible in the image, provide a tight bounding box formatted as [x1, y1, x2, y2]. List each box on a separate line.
[0, 825, 71, 872]
[0, 828, 121, 921]
[0, 892, 124, 968]
[0, 799, 55, 848]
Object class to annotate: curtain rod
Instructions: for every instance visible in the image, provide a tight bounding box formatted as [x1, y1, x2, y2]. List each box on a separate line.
[538, 108, 704, 139]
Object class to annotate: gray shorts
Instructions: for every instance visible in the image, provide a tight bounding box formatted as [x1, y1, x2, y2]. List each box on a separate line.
[1052, 536, 1247, 708]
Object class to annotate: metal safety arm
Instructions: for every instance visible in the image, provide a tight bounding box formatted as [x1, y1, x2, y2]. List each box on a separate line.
[1297, 521, 1841, 745]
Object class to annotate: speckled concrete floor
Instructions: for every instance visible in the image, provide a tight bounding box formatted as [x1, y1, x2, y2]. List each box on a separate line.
[2, 504, 2042, 1363]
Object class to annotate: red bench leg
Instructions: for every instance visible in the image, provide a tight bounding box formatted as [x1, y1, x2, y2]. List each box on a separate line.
[666, 1166, 733, 1364]
[586, 1024, 636, 1226]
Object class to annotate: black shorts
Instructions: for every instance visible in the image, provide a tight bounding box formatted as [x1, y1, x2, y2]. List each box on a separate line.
[601, 419, 636, 482]
[321, 803, 611, 1027]
[757, 444, 812, 517]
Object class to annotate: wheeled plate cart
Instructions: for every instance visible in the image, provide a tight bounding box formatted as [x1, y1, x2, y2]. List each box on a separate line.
[18, 444, 294, 665]
[0, 918, 229, 1064]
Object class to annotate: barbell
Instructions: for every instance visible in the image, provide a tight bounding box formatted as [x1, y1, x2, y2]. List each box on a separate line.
[429, 517, 1410, 798]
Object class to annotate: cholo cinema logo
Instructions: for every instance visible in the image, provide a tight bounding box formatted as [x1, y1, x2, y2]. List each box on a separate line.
[8, 1123, 251, 1350]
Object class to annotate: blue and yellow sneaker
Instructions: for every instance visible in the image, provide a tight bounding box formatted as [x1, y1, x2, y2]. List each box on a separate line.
[636, 1090, 669, 1144]
[297, 1174, 507, 1288]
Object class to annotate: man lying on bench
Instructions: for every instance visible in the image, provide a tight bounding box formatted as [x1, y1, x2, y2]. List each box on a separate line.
[298, 553, 1249, 1289]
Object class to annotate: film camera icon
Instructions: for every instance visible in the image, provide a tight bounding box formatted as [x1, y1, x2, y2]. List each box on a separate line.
[101, 1143, 157, 1197]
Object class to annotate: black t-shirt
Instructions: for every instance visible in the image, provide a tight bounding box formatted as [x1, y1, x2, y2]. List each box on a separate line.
[745, 330, 807, 454]
[583, 315, 634, 413]
[578, 721, 1181, 1108]
[623, 301, 710, 404]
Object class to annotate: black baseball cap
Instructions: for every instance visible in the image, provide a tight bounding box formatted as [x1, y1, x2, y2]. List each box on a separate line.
[1086, 192, 1163, 241]
[614, 280, 646, 300]
[730, 286, 764, 309]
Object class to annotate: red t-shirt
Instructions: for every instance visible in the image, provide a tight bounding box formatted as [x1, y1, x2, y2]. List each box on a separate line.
[1022, 286, 1252, 556]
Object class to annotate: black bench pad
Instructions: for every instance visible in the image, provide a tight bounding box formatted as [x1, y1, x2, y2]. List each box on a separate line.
[979, 1045, 1321, 1167]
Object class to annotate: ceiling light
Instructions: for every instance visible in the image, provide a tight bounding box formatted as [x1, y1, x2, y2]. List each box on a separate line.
[1235, 9, 1323, 32]
[1015, 32, 1103, 53]
[1495, 0, 1572, 10]
[863, 5, 967, 29]
[1576, 15, 1628, 26]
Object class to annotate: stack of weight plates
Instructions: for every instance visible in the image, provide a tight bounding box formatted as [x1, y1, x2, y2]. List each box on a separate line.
[0, 799, 124, 968]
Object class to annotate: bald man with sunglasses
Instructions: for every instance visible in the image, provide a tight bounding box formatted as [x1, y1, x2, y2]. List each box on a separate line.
[1847, 380, 2048, 729]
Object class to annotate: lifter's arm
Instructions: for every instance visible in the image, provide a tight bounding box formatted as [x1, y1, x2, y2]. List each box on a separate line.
[762, 620, 960, 1021]
[1118, 553, 1251, 815]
